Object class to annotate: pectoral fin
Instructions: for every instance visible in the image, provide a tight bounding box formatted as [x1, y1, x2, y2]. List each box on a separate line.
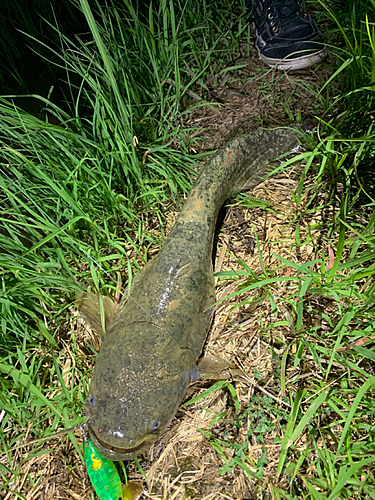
[76, 291, 117, 334]
[197, 355, 243, 380]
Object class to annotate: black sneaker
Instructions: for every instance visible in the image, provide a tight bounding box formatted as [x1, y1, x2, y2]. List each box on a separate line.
[248, 0, 326, 70]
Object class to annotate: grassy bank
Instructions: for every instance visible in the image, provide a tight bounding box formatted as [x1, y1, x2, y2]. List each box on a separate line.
[0, 0, 374, 498]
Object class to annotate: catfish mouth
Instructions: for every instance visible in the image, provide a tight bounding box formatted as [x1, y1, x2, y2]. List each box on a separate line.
[89, 426, 155, 456]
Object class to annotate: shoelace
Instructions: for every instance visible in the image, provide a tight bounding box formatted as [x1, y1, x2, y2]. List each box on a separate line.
[265, 0, 308, 30]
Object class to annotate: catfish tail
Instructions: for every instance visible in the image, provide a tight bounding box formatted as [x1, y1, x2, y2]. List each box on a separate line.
[186, 120, 313, 216]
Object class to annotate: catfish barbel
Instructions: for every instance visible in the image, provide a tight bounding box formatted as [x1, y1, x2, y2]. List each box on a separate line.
[83, 121, 313, 460]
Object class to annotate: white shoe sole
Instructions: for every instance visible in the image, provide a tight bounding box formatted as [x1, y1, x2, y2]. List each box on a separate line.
[259, 49, 327, 70]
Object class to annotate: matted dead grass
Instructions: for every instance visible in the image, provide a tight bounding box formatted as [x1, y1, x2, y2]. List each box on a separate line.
[1, 55, 342, 499]
[180, 54, 332, 154]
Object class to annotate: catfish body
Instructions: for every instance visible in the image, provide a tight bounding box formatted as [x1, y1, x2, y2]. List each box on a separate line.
[84, 124, 309, 460]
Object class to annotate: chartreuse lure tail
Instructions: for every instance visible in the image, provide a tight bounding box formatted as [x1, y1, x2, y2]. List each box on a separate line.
[83, 436, 123, 500]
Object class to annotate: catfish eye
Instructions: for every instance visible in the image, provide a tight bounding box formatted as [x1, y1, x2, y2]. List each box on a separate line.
[151, 420, 160, 431]
[88, 395, 95, 407]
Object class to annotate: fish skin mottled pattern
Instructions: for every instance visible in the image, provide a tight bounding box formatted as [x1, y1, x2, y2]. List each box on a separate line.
[85, 122, 312, 461]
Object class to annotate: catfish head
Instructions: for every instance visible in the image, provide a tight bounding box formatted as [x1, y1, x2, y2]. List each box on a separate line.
[84, 321, 198, 461]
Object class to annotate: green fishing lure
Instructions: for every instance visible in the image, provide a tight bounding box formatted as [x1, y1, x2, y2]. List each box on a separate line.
[83, 434, 123, 500]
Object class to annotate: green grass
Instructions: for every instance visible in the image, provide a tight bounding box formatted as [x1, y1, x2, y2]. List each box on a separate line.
[0, 0, 246, 349]
[1, 0, 375, 498]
